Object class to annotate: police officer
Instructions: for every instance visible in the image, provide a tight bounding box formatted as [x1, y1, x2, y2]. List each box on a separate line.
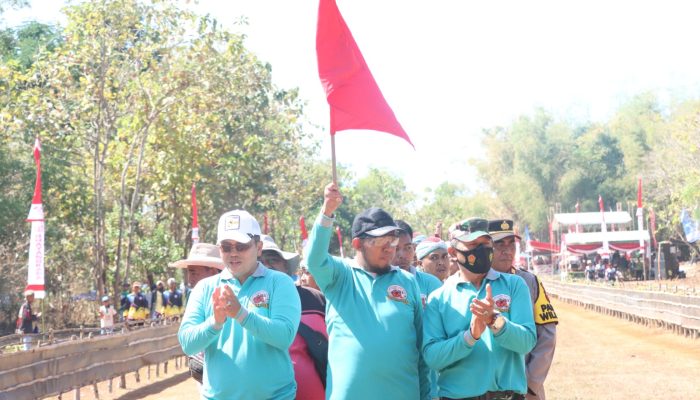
[488, 219, 558, 400]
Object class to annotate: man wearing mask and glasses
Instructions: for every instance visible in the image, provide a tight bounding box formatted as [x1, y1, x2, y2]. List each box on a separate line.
[178, 210, 301, 400]
[422, 218, 536, 400]
[305, 183, 430, 400]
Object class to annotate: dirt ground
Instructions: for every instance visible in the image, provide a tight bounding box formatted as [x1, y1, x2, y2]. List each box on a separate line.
[48, 298, 700, 400]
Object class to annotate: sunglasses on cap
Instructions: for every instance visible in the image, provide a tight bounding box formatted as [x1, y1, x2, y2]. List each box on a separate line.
[455, 218, 489, 233]
[220, 235, 258, 253]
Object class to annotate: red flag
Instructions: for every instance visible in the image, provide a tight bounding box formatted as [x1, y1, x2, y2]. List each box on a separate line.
[191, 183, 199, 244]
[299, 216, 309, 247]
[336, 226, 345, 258]
[598, 195, 606, 224]
[27, 138, 44, 221]
[316, 0, 413, 147]
[637, 177, 643, 208]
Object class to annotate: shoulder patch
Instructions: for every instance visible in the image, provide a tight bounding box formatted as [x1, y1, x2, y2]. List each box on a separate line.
[534, 279, 558, 324]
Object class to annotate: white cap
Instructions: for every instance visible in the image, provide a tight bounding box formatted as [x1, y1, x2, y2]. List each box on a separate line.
[217, 210, 261, 244]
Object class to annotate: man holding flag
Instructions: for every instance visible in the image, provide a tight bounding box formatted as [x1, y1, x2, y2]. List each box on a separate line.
[305, 183, 429, 399]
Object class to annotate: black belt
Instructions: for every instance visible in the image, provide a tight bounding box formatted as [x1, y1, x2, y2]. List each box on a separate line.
[442, 391, 525, 400]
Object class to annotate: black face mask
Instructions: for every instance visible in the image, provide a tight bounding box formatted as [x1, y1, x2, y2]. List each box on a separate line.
[455, 244, 493, 274]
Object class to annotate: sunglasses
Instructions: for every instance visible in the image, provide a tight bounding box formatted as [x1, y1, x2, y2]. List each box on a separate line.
[363, 235, 400, 248]
[220, 240, 255, 253]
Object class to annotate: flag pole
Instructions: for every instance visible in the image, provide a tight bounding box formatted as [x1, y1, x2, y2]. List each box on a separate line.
[331, 133, 338, 185]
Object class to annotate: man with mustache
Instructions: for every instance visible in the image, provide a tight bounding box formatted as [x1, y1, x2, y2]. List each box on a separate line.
[488, 219, 558, 400]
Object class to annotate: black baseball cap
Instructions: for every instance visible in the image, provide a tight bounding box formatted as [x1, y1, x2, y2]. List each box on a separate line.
[487, 219, 521, 242]
[352, 207, 401, 238]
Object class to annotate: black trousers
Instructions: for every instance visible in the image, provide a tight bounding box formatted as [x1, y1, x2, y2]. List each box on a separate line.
[441, 391, 525, 400]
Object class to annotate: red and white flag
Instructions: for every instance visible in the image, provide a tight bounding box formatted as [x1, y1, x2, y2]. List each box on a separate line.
[26, 137, 45, 298]
[316, 0, 413, 147]
[191, 183, 199, 244]
[299, 216, 309, 249]
[336, 226, 345, 258]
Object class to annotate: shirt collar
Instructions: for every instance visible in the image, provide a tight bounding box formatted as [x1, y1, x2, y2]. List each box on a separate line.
[350, 263, 400, 278]
[448, 268, 501, 285]
[409, 265, 418, 276]
[220, 262, 267, 282]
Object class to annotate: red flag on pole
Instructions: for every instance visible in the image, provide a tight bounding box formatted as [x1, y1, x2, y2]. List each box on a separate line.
[637, 177, 643, 208]
[336, 226, 345, 258]
[316, 0, 413, 147]
[26, 137, 45, 298]
[191, 183, 199, 244]
[299, 216, 309, 248]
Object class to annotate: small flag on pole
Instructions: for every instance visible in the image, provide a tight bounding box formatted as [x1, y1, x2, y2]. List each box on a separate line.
[299, 216, 309, 249]
[191, 183, 199, 244]
[336, 226, 345, 258]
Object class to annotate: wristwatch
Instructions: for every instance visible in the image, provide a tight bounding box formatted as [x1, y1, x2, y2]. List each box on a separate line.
[488, 312, 505, 331]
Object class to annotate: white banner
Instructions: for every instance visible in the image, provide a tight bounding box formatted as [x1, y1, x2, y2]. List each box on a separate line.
[27, 220, 45, 299]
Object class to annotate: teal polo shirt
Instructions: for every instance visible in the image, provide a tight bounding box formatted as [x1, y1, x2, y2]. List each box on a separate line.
[178, 263, 301, 400]
[410, 266, 443, 307]
[422, 269, 536, 399]
[305, 215, 430, 400]
[410, 266, 443, 399]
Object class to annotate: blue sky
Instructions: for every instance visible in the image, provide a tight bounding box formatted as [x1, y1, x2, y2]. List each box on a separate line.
[5, 0, 700, 197]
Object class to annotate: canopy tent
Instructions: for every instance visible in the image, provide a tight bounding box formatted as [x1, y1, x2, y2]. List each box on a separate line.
[528, 240, 560, 253]
[553, 211, 632, 230]
[563, 230, 650, 255]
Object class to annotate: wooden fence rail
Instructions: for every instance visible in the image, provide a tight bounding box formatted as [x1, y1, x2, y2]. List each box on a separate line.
[0, 322, 185, 400]
[544, 279, 700, 338]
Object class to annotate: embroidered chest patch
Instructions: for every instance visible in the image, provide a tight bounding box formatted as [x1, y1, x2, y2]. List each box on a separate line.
[251, 290, 269, 308]
[387, 285, 408, 304]
[493, 293, 511, 313]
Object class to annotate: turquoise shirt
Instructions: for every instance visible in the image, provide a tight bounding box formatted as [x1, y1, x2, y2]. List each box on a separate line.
[410, 267, 443, 399]
[178, 263, 301, 400]
[422, 269, 536, 398]
[306, 215, 430, 400]
[411, 267, 443, 307]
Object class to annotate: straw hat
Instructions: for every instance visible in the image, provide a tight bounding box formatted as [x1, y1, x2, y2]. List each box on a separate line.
[170, 243, 224, 270]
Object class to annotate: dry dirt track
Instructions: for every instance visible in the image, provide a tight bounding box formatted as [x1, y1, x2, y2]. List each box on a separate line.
[50, 298, 700, 400]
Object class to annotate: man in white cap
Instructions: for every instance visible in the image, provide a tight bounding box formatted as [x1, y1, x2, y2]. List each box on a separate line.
[260, 235, 328, 400]
[178, 210, 301, 400]
[99, 295, 117, 335]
